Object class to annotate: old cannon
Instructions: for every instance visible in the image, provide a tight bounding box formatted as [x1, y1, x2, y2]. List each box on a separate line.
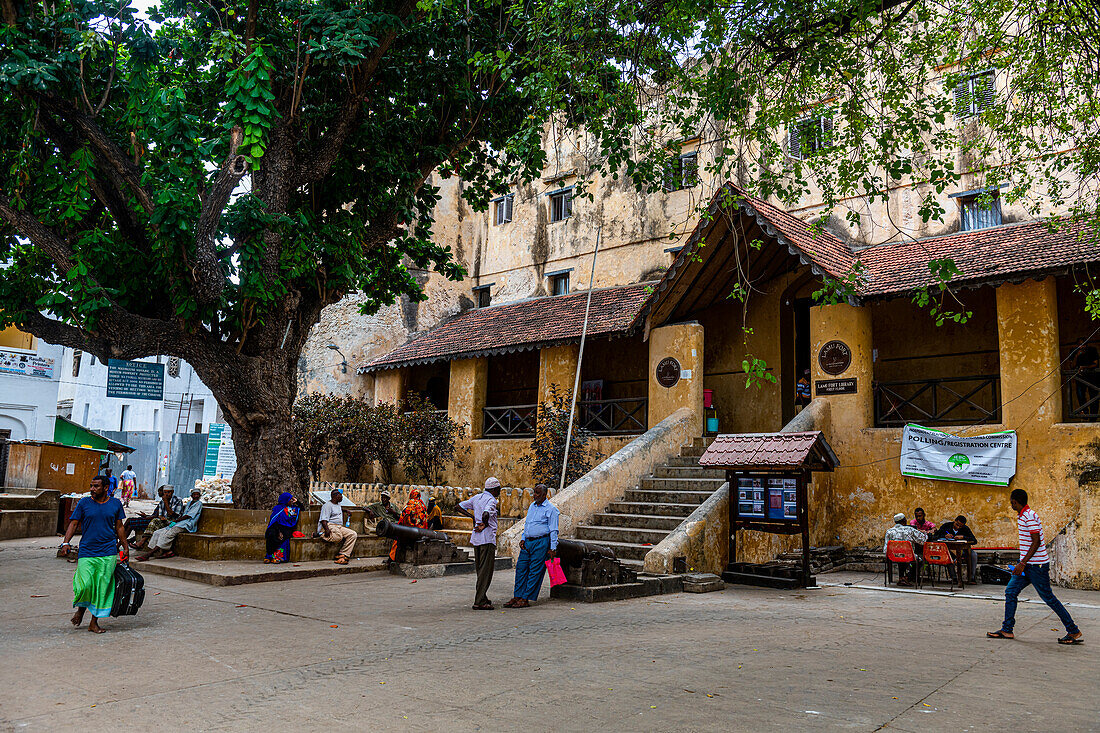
[556, 538, 637, 587]
[375, 519, 466, 565]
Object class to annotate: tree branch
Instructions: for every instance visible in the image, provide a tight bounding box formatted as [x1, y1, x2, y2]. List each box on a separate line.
[194, 126, 248, 304]
[294, 0, 420, 186]
[36, 94, 155, 215]
[0, 194, 75, 271]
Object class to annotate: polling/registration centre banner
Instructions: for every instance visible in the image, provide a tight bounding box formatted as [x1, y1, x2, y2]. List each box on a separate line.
[900, 424, 1017, 486]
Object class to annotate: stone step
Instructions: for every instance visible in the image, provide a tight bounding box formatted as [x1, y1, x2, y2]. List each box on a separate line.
[575, 524, 671, 546]
[605, 501, 699, 518]
[591, 513, 684, 531]
[570, 539, 652, 562]
[175, 533, 390, 563]
[0, 509, 57, 540]
[624, 489, 715, 504]
[680, 445, 706, 457]
[689, 436, 715, 450]
[666, 456, 705, 467]
[640, 476, 725, 491]
[442, 528, 472, 547]
[653, 465, 725, 479]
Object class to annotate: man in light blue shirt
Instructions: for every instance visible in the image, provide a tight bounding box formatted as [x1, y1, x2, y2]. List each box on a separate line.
[506, 483, 559, 608]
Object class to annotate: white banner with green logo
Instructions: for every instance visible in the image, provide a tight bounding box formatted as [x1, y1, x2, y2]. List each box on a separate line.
[900, 424, 1017, 486]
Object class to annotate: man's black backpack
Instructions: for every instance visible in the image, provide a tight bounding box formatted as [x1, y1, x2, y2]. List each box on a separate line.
[111, 562, 146, 617]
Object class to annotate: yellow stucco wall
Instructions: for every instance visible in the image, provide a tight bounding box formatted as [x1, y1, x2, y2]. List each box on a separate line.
[538, 343, 580, 404]
[798, 280, 1100, 588]
[648, 322, 704, 435]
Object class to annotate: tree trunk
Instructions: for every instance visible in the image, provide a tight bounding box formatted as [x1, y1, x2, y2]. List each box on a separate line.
[189, 346, 309, 509]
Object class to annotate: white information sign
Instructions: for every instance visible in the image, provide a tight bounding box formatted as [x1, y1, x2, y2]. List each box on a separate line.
[203, 423, 237, 480]
[900, 424, 1017, 486]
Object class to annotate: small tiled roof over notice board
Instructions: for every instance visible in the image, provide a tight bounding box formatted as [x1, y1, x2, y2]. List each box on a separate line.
[698, 431, 839, 471]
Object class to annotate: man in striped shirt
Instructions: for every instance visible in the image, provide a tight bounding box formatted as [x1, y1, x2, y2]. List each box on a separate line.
[988, 489, 1082, 644]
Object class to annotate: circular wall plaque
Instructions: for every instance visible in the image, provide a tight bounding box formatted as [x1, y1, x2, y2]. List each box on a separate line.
[818, 340, 852, 376]
[655, 357, 682, 388]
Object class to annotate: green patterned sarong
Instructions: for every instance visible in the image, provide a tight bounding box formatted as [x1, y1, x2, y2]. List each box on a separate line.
[73, 556, 118, 618]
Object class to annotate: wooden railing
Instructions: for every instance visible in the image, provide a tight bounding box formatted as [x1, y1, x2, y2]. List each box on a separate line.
[578, 398, 647, 435]
[482, 404, 538, 437]
[1061, 370, 1100, 422]
[874, 375, 1001, 427]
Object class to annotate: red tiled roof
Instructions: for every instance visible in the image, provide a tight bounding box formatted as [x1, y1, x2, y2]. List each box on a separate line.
[857, 217, 1100, 297]
[699, 431, 838, 470]
[359, 282, 654, 372]
[635, 183, 855, 328]
[724, 184, 856, 278]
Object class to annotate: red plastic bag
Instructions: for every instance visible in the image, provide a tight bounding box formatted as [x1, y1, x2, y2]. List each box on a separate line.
[292, 531, 305, 538]
[545, 557, 567, 586]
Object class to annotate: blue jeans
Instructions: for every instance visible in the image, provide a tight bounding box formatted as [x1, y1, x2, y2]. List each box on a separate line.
[1002, 563, 1079, 634]
[513, 534, 551, 601]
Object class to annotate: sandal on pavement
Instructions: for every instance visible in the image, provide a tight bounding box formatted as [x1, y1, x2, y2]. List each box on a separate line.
[334, 555, 349, 565]
[1058, 633, 1083, 645]
[472, 603, 495, 610]
[987, 630, 1014, 639]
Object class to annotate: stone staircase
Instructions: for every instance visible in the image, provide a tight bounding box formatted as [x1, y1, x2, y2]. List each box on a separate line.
[573, 437, 723, 570]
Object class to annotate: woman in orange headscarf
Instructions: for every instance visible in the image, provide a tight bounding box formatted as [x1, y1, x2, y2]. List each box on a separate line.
[389, 490, 429, 561]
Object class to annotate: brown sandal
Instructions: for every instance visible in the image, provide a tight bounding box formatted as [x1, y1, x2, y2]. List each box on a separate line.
[334, 555, 349, 565]
[987, 630, 1014, 639]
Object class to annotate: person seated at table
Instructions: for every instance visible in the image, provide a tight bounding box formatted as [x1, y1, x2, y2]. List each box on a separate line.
[264, 492, 302, 563]
[128, 486, 184, 549]
[931, 515, 977, 544]
[884, 513, 928, 586]
[425, 497, 444, 531]
[931, 515, 978, 581]
[909, 507, 936, 535]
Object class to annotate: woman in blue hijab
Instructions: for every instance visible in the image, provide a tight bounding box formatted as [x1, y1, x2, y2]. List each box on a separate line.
[264, 492, 301, 563]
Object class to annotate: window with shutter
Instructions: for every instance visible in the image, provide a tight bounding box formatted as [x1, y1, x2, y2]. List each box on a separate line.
[664, 152, 700, 191]
[72, 350, 82, 377]
[494, 194, 513, 225]
[954, 70, 995, 118]
[959, 191, 1002, 231]
[550, 189, 572, 222]
[788, 112, 832, 159]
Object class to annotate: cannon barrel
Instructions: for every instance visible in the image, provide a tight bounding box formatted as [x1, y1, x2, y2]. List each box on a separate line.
[557, 537, 617, 568]
[375, 519, 449, 543]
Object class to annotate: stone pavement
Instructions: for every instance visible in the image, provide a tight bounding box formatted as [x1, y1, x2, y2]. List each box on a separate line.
[2, 536, 1098, 732]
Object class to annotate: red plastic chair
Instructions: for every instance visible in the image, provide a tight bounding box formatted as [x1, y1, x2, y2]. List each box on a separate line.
[922, 541, 956, 590]
[885, 540, 919, 586]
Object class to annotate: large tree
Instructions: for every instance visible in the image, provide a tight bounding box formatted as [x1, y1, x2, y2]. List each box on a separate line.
[0, 0, 683, 507]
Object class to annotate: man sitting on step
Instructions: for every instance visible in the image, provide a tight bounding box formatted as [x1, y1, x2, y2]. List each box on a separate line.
[138, 488, 203, 560]
[128, 486, 184, 549]
[316, 489, 357, 564]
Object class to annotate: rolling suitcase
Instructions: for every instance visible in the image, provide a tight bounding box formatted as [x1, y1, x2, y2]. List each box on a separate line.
[111, 561, 146, 617]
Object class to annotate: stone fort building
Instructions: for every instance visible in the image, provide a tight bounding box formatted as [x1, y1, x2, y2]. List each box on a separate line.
[301, 70, 1100, 587]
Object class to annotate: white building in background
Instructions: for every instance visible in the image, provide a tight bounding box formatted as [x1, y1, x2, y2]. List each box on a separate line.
[55, 349, 220, 440]
[0, 324, 63, 443]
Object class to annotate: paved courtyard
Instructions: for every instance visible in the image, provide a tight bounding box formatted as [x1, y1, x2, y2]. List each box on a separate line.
[1, 536, 1098, 732]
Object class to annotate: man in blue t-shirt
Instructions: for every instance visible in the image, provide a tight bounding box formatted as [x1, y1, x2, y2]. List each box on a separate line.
[103, 467, 119, 498]
[62, 476, 128, 633]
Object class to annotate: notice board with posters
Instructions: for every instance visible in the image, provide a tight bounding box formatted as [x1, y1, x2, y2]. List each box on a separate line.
[731, 472, 805, 527]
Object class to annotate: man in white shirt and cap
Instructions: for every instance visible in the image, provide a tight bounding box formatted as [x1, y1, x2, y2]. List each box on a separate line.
[458, 477, 501, 610]
[317, 488, 357, 564]
[884, 512, 927, 586]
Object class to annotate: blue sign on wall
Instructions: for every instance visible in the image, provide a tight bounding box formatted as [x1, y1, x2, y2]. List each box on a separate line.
[106, 359, 165, 400]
